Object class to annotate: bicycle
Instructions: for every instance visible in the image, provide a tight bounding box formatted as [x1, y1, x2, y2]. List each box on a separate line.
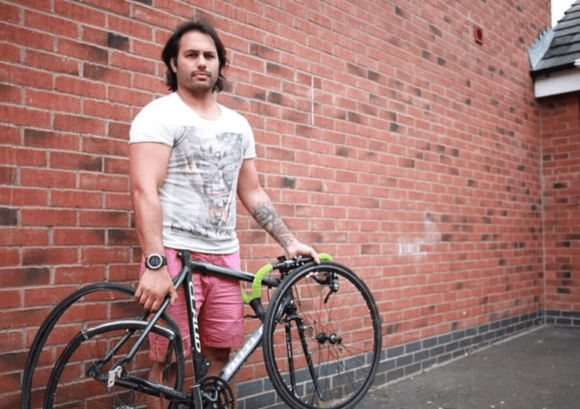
[22, 250, 382, 409]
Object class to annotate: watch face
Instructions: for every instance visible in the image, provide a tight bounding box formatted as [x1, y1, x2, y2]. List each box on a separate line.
[147, 254, 162, 269]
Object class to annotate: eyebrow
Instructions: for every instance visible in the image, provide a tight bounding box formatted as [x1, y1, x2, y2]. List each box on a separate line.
[183, 48, 217, 55]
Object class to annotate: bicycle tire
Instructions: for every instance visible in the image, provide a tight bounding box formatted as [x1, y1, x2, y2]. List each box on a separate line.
[44, 320, 186, 409]
[262, 261, 382, 409]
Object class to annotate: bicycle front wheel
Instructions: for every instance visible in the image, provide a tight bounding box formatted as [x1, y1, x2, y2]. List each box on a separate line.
[44, 320, 185, 409]
[262, 261, 382, 409]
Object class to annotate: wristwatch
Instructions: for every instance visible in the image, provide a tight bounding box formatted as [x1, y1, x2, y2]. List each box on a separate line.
[145, 253, 168, 270]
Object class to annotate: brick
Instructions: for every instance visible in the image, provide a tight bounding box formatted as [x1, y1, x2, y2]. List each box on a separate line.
[0, 42, 20, 64]
[81, 246, 129, 264]
[108, 121, 131, 140]
[53, 113, 106, 135]
[0, 187, 46, 208]
[108, 85, 153, 106]
[0, 21, 52, 50]
[24, 9, 79, 37]
[110, 51, 156, 75]
[83, 63, 131, 87]
[22, 247, 77, 265]
[104, 157, 128, 174]
[23, 285, 78, 307]
[51, 189, 102, 208]
[0, 145, 47, 167]
[0, 228, 48, 246]
[20, 168, 76, 188]
[0, 3, 19, 23]
[82, 136, 128, 156]
[0, 167, 17, 185]
[80, 210, 128, 227]
[0, 307, 52, 330]
[57, 37, 108, 64]
[50, 151, 102, 172]
[79, 172, 128, 192]
[53, 228, 105, 245]
[21, 209, 76, 226]
[25, 88, 81, 112]
[54, 75, 107, 99]
[84, 99, 131, 121]
[107, 229, 137, 245]
[108, 263, 139, 282]
[24, 128, 80, 150]
[84, 0, 131, 16]
[104, 193, 132, 210]
[54, 265, 107, 284]
[0, 267, 49, 287]
[0, 248, 19, 266]
[0, 330, 22, 352]
[54, 0, 106, 26]
[0, 105, 50, 128]
[0, 83, 21, 104]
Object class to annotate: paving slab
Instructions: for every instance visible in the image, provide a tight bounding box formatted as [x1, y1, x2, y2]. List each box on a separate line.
[359, 326, 580, 409]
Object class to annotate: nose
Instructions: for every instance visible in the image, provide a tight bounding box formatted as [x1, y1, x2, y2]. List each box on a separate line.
[197, 54, 206, 68]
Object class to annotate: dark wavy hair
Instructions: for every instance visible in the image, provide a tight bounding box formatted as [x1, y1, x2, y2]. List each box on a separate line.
[161, 20, 228, 93]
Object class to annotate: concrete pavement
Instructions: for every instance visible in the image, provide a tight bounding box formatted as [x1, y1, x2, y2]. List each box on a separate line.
[359, 326, 580, 409]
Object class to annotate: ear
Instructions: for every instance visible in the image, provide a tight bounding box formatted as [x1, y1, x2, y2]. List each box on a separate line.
[170, 57, 177, 73]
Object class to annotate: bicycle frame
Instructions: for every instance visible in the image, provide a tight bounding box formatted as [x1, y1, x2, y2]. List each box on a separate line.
[105, 249, 284, 407]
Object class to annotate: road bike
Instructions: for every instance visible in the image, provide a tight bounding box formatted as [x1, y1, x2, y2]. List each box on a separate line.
[22, 250, 382, 409]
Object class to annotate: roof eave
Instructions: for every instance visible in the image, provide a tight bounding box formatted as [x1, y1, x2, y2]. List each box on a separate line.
[532, 65, 580, 98]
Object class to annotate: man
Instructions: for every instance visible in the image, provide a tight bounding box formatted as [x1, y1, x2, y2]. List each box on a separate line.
[129, 19, 318, 407]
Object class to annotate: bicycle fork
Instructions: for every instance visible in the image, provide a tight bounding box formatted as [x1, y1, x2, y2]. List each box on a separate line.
[284, 313, 324, 402]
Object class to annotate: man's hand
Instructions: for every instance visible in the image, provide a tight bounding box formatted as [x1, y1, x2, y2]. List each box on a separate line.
[135, 267, 178, 312]
[285, 240, 320, 264]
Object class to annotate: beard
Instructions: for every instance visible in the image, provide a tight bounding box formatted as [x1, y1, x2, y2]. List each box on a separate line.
[179, 70, 218, 96]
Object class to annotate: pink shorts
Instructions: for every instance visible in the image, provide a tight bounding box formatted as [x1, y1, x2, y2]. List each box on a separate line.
[140, 249, 244, 361]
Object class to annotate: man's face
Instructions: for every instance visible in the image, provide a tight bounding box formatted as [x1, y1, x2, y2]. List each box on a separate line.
[171, 30, 220, 95]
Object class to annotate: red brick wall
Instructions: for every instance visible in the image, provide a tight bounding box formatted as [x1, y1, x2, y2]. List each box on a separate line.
[540, 94, 580, 313]
[1, 0, 554, 406]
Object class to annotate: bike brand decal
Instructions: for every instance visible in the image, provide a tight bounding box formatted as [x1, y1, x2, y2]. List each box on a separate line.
[222, 325, 263, 380]
[188, 281, 202, 353]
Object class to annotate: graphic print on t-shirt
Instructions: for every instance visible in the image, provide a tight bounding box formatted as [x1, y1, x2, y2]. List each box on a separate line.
[170, 127, 243, 240]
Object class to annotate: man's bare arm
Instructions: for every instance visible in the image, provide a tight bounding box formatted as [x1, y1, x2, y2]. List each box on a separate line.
[237, 159, 319, 263]
[129, 142, 178, 310]
[251, 201, 294, 248]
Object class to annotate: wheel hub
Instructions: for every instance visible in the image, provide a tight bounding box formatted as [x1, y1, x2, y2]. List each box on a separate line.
[316, 333, 342, 345]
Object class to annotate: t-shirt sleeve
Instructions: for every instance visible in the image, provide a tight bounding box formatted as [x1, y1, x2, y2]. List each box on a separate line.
[241, 117, 257, 160]
[129, 101, 175, 147]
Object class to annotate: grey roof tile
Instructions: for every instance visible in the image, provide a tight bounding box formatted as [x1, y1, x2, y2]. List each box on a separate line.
[530, 0, 580, 73]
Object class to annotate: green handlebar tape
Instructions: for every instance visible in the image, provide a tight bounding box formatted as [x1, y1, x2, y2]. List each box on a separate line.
[241, 253, 332, 303]
[319, 253, 332, 262]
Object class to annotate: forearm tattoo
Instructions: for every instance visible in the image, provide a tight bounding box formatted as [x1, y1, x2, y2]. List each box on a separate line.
[251, 202, 294, 248]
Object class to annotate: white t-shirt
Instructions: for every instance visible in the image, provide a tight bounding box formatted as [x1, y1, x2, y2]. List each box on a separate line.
[129, 92, 257, 254]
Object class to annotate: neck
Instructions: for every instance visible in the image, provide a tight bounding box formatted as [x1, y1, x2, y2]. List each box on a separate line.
[176, 88, 220, 120]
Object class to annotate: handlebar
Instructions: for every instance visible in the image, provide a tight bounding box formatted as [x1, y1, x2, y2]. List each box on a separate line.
[176, 250, 332, 309]
[241, 253, 332, 304]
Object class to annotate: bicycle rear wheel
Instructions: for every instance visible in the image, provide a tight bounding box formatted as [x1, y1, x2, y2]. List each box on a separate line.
[262, 261, 382, 409]
[44, 320, 185, 409]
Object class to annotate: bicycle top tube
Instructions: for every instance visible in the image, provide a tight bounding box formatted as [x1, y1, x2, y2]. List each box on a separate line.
[178, 254, 280, 287]
[176, 250, 332, 289]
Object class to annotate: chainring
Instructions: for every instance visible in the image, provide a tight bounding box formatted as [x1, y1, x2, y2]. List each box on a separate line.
[201, 376, 235, 409]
